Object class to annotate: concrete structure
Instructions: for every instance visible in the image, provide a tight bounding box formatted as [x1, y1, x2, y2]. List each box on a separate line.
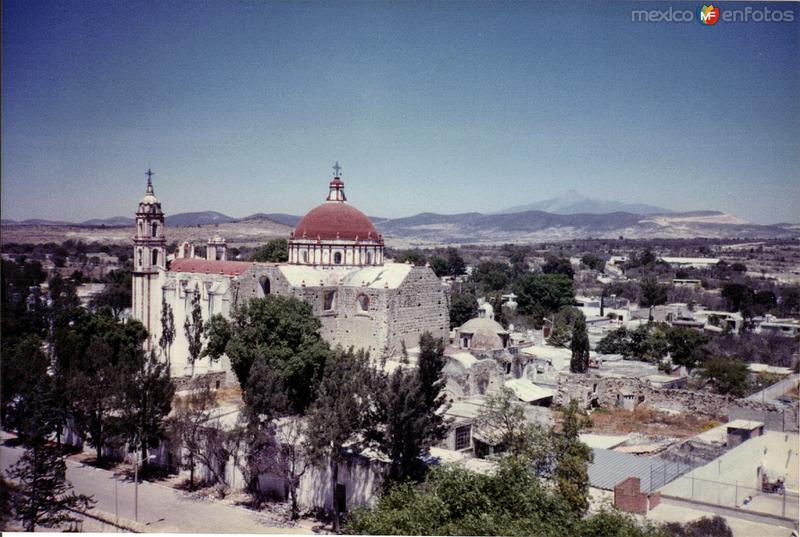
[130, 168, 449, 379]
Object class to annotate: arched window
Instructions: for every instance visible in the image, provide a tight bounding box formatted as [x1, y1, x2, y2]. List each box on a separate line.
[366, 251, 373, 265]
[333, 251, 342, 265]
[302, 251, 308, 263]
[152, 223, 159, 237]
[138, 222, 143, 236]
[259, 276, 271, 296]
[137, 248, 143, 267]
[357, 294, 370, 312]
[152, 249, 159, 266]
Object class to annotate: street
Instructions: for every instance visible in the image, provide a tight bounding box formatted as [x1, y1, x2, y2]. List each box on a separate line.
[1, 442, 312, 533]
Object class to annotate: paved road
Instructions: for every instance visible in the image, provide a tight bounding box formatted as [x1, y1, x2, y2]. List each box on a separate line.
[1, 443, 310, 533]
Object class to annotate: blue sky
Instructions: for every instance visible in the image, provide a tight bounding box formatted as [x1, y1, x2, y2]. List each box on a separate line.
[3, 1, 798, 224]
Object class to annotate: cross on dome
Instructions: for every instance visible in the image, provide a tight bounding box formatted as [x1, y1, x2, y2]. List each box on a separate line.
[332, 161, 342, 177]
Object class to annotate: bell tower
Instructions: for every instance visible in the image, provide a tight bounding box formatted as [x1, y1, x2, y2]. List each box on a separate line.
[132, 169, 166, 351]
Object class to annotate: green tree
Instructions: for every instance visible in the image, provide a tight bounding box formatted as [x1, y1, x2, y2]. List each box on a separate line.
[547, 306, 581, 348]
[250, 238, 289, 262]
[639, 276, 668, 319]
[7, 443, 94, 531]
[445, 247, 466, 276]
[595, 326, 630, 356]
[449, 290, 478, 329]
[184, 285, 205, 375]
[158, 295, 176, 366]
[663, 516, 732, 537]
[699, 357, 749, 396]
[665, 326, 710, 369]
[120, 350, 175, 471]
[581, 254, 606, 272]
[205, 295, 331, 412]
[569, 312, 590, 374]
[514, 273, 575, 317]
[555, 400, 593, 515]
[305, 348, 378, 533]
[429, 256, 448, 277]
[542, 255, 574, 279]
[381, 333, 448, 483]
[721, 283, 754, 313]
[472, 260, 513, 292]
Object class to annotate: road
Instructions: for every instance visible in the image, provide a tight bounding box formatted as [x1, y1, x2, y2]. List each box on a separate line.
[1, 442, 311, 533]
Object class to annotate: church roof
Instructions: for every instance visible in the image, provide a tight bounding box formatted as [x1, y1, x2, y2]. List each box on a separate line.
[168, 258, 253, 276]
[291, 172, 381, 242]
[293, 202, 379, 241]
[278, 263, 411, 289]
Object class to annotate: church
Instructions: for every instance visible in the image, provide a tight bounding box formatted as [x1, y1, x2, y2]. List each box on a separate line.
[131, 165, 449, 380]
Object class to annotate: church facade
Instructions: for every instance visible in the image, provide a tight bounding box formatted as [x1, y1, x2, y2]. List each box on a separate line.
[131, 167, 449, 379]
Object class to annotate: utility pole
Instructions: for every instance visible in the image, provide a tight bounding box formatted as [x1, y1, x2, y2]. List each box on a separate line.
[134, 451, 139, 522]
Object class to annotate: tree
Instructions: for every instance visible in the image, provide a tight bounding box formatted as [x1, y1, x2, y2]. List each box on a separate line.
[546, 306, 581, 348]
[542, 255, 574, 279]
[471, 260, 513, 292]
[639, 276, 668, 319]
[596, 327, 630, 356]
[305, 348, 378, 533]
[204, 295, 331, 412]
[663, 516, 732, 537]
[554, 400, 593, 515]
[250, 239, 289, 262]
[270, 416, 311, 520]
[445, 247, 466, 277]
[665, 326, 710, 369]
[168, 378, 218, 489]
[514, 273, 575, 317]
[476, 388, 553, 473]
[68, 339, 124, 463]
[1, 337, 53, 437]
[569, 312, 590, 374]
[699, 357, 749, 397]
[158, 295, 176, 366]
[243, 359, 289, 424]
[429, 256, 448, 277]
[381, 334, 448, 483]
[7, 443, 94, 531]
[449, 290, 478, 329]
[120, 350, 175, 471]
[721, 283, 754, 313]
[184, 284, 204, 376]
[581, 254, 605, 272]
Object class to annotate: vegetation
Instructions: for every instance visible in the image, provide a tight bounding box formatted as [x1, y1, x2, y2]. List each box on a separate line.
[250, 239, 289, 262]
[698, 357, 749, 397]
[204, 295, 331, 412]
[514, 273, 575, 319]
[184, 284, 205, 375]
[569, 312, 590, 374]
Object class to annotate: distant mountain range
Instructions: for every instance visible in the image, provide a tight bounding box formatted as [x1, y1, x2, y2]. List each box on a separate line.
[3, 198, 798, 243]
[498, 190, 673, 215]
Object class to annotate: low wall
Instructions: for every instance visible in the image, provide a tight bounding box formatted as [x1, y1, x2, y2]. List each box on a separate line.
[557, 373, 798, 432]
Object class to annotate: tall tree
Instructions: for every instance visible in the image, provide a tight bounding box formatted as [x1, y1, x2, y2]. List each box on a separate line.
[120, 350, 175, 471]
[158, 295, 176, 367]
[639, 276, 668, 319]
[514, 273, 575, 317]
[449, 290, 478, 329]
[569, 312, 590, 374]
[184, 284, 204, 376]
[445, 247, 466, 277]
[7, 443, 94, 531]
[305, 348, 377, 533]
[555, 400, 593, 515]
[547, 306, 581, 348]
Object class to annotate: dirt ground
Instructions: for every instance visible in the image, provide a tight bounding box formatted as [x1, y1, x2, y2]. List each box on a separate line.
[584, 406, 718, 439]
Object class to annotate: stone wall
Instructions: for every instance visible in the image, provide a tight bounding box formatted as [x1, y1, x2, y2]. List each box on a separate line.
[556, 373, 799, 432]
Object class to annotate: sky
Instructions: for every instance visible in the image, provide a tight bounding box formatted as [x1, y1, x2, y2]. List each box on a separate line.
[2, 0, 799, 224]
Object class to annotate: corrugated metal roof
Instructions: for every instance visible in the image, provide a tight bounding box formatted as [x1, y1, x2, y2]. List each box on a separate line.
[588, 449, 690, 492]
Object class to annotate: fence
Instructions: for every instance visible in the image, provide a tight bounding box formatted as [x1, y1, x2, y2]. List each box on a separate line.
[648, 459, 693, 491]
[661, 474, 799, 522]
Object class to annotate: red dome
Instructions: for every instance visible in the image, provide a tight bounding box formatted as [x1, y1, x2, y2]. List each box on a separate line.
[293, 203, 380, 241]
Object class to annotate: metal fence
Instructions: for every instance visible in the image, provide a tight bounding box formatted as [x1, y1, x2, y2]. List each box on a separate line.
[648, 459, 693, 491]
[662, 474, 799, 521]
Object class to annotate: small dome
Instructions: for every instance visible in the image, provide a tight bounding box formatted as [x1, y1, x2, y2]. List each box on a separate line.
[294, 202, 379, 241]
[459, 317, 509, 350]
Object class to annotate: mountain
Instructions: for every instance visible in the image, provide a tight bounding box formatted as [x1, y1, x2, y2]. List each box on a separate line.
[2, 218, 74, 226]
[499, 190, 672, 215]
[164, 211, 237, 227]
[80, 216, 135, 227]
[241, 213, 302, 227]
[374, 209, 797, 243]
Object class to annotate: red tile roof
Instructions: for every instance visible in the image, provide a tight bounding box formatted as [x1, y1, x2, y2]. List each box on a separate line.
[293, 203, 380, 241]
[168, 258, 253, 276]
